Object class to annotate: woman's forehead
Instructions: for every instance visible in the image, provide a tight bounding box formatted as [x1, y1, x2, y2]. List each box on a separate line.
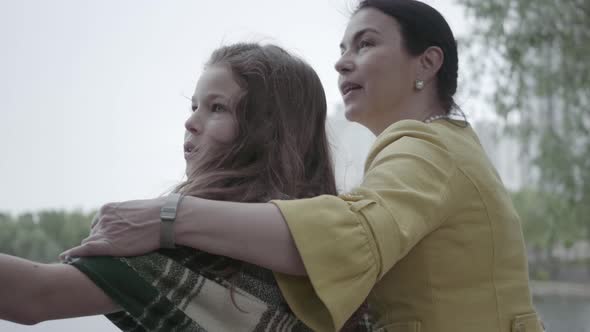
[342, 7, 400, 43]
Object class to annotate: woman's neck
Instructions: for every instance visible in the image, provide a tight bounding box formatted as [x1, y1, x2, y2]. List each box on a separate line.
[368, 95, 446, 136]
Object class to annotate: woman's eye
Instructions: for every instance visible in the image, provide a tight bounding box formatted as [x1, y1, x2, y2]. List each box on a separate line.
[359, 39, 373, 49]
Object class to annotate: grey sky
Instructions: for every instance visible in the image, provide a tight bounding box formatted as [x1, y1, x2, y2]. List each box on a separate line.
[0, 0, 471, 214]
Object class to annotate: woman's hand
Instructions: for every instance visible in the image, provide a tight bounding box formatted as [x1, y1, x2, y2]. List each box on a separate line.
[60, 198, 166, 260]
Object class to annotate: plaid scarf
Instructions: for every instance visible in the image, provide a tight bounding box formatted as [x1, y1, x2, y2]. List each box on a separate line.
[70, 247, 371, 332]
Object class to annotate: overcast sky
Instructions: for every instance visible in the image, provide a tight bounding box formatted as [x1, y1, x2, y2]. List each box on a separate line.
[0, 0, 473, 214]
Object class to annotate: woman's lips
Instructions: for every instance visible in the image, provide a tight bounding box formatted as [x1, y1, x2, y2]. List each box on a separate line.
[343, 86, 362, 102]
[340, 81, 363, 102]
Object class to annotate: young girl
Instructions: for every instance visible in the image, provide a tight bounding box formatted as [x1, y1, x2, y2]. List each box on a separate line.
[0, 43, 369, 331]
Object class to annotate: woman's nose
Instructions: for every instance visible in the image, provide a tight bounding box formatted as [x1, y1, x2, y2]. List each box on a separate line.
[184, 111, 202, 135]
[334, 53, 354, 74]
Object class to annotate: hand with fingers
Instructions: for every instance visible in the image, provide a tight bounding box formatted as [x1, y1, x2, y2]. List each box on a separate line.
[60, 198, 166, 261]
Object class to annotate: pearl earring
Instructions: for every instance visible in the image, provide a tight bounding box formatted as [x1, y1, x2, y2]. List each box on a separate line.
[415, 79, 425, 90]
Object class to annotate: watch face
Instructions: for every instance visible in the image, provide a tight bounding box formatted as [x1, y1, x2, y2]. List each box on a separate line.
[161, 193, 183, 221]
[160, 206, 177, 221]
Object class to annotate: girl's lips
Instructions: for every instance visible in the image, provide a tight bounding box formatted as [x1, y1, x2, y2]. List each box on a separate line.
[183, 141, 196, 160]
[184, 141, 195, 152]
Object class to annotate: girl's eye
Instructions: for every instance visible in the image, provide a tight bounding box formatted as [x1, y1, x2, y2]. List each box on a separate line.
[212, 103, 226, 113]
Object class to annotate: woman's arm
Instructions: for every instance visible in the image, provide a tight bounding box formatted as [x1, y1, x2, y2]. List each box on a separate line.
[0, 254, 120, 325]
[60, 197, 307, 276]
[175, 196, 306, 275]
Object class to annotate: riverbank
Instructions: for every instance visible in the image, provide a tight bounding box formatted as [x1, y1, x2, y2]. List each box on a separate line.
[531, 280, 590, 298]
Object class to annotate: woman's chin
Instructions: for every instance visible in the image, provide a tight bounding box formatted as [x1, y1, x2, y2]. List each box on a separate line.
[344, 105, 363, 122]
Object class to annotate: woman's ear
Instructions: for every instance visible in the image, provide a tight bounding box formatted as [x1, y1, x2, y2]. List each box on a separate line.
[417, 46, 444, 82]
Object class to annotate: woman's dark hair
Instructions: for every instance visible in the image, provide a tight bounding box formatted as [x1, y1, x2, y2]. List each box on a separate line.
[357, 0, 459, 113]
[176, 42, 337, 202]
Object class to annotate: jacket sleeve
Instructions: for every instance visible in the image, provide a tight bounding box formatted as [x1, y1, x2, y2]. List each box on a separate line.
[272, 122, 457, 331]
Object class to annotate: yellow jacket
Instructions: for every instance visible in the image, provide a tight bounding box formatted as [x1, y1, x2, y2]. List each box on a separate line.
[272, 120, 543, 332]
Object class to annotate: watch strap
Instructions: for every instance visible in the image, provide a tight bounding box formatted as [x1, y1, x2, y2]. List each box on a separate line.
[160, 193, 183, 249]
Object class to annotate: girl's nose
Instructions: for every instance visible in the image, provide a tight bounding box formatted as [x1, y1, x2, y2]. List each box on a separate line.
[184, 111, 202, 135]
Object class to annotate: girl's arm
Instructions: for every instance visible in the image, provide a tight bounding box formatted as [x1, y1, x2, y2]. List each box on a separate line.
[0, 254, 119, 325]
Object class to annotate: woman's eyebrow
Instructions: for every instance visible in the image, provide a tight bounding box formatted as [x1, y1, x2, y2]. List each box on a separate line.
[339, 27, 380, 51]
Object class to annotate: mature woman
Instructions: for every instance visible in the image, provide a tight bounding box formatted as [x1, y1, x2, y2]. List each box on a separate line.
[62, 1, 544, 331]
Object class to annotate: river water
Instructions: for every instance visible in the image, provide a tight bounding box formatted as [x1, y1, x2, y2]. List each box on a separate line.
[1, 296, 588, 331]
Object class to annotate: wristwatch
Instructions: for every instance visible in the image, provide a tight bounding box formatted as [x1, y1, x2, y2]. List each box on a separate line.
[160, 193, 184, 249]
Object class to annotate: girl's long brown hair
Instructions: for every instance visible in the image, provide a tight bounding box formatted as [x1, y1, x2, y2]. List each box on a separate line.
[175, 43, 336, 201]
[173, 43, 367, 331]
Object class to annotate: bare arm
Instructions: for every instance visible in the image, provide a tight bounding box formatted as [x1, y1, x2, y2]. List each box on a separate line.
[175, 197, 306, 276]
[61, 196, 307, 276]
[0, 254, 119, 325]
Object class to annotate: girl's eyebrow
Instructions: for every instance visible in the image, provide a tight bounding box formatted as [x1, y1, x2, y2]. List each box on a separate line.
[191, 93, 229, 105]
[339, 27, 380, 51]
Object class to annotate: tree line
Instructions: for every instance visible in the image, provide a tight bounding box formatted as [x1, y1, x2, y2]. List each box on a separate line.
[0, 210, 93, 263]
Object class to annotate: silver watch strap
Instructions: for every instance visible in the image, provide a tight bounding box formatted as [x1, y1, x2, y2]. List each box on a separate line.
[160, 193, 183, 249]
